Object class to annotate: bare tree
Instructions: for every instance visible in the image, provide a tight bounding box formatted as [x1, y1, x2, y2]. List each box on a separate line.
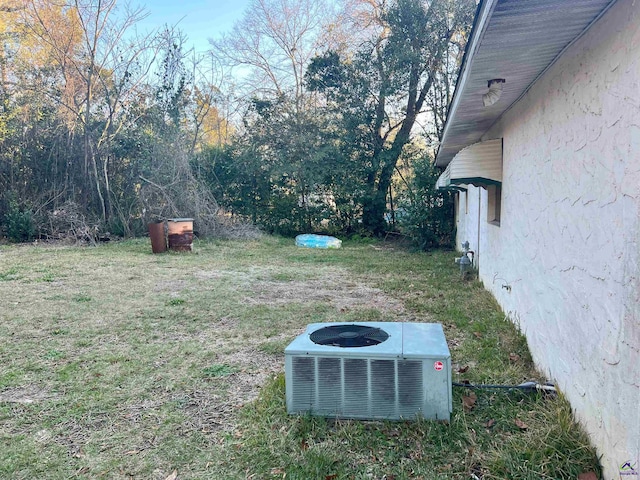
[210, 0, 335, 103]
[187, 51, 234, 153]
[21, 0, 157, 222]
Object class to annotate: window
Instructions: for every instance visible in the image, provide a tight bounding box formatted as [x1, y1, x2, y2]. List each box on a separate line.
[487, 184, 501, 226]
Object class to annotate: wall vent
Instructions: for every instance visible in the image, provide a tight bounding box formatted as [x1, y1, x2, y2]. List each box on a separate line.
[285, 322, 452, 421]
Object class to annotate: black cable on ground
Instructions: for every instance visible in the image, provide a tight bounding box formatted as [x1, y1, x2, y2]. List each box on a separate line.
[452, 381, 556, 392]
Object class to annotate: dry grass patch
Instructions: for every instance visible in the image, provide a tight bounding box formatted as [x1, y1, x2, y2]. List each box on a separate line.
[0, 385, 54, 404]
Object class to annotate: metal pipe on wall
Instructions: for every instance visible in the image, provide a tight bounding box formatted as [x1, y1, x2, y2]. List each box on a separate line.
[477, 188, 481, 271]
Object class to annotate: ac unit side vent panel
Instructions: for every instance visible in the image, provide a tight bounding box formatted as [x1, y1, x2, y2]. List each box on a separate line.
[288, 356, 439, 419]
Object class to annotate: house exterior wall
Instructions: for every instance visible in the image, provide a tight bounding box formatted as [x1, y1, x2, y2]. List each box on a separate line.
[454, 0, 640, 476]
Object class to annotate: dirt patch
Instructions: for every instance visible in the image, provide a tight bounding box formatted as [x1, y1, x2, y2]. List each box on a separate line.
[194, 268, 404, 313]
[195, 266, 407, 314]
[194, 267, 273, 283]
[249, 274, 405, 315]
[0, 385, 53, 404]
[153, 280, 189, 293]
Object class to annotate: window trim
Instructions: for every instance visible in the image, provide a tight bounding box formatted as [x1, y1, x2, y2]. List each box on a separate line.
[487, 184, 501, 226]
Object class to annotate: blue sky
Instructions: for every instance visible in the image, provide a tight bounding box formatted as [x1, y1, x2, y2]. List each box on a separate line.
[136, 0, 251, 52]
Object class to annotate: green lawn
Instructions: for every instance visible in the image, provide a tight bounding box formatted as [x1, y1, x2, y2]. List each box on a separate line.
[0, 237, 600, 479]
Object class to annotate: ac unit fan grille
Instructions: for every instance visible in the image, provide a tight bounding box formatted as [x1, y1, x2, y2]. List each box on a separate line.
[309, 324, 389, 348]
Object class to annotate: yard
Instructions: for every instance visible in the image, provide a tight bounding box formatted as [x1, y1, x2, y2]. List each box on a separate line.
[0, 237, 599, 479]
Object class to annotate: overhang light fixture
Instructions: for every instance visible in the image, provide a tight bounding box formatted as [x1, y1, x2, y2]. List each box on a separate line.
[482, 78, 506, 107]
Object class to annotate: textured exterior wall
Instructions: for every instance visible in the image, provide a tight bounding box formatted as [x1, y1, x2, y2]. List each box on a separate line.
[455, 0, 640, 476]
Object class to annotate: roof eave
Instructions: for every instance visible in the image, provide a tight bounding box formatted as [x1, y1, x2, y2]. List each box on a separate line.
[435, 0, 619, 168]
[435, 0, 498, 167]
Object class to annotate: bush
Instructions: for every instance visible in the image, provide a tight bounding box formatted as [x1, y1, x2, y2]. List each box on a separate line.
[397, 155, 456, 250]
[3, 194, 35, 242]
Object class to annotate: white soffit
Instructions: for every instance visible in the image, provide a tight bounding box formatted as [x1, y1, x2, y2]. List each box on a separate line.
[449, 139, 503, 186]
[435, 0, 618, 167]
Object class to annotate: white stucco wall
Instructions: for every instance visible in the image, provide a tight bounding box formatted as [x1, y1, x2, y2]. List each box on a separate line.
[455, 0, 640, 476]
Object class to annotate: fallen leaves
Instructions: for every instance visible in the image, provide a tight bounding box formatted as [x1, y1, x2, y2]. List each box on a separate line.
[462, 392, 477, 411]
[514, 419, 529, 430]
[484, 419, 496, 429]
[578, 472, 598, 480]
[509, 353, 521, 363]
[458, 365, 469, 374]
[164, 471, 178, 480]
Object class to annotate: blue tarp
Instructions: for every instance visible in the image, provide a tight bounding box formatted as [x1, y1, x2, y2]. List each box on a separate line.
[295, 234, 342, 249]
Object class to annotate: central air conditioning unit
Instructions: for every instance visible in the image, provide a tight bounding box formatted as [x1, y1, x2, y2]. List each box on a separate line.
[285, 322, 452, 421]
